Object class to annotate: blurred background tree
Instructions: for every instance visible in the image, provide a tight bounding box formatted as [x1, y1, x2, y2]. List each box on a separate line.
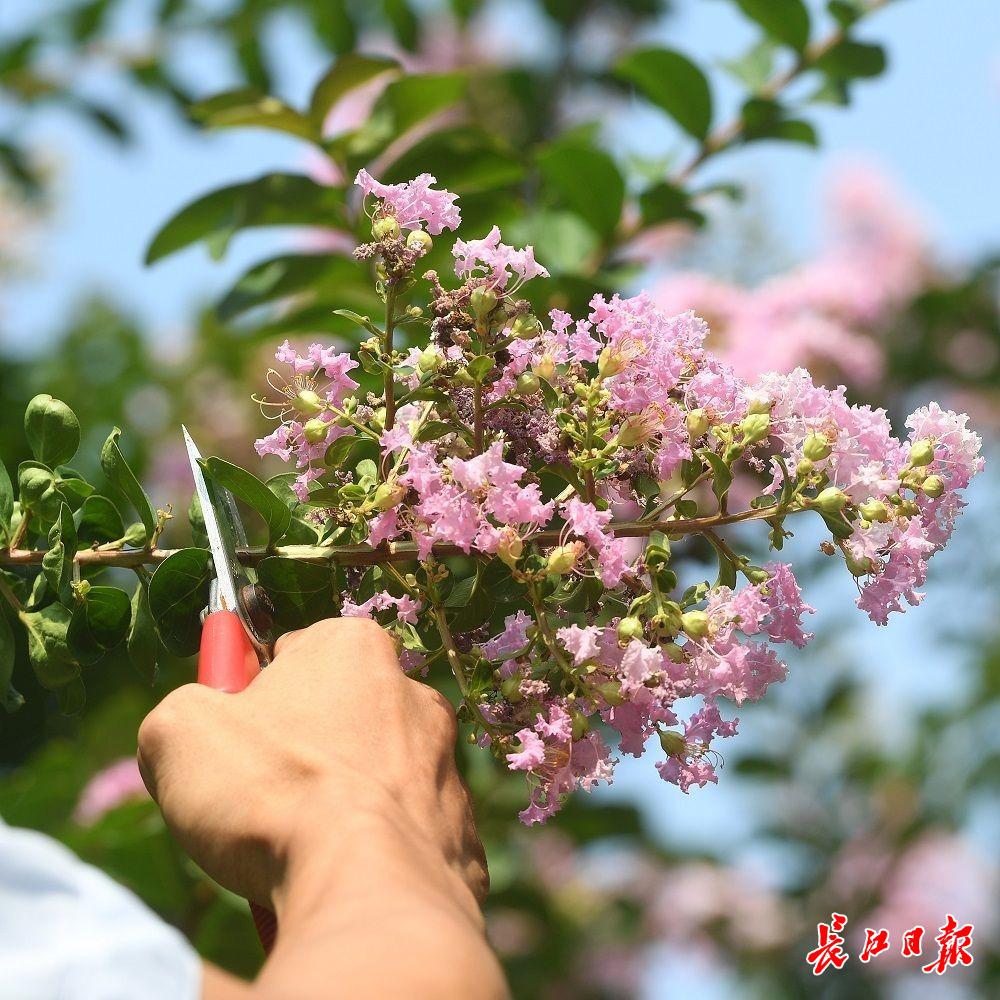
[1, 1, 997, 996]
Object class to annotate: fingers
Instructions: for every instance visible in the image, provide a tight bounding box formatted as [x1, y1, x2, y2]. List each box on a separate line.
[270, 617, 402, 678]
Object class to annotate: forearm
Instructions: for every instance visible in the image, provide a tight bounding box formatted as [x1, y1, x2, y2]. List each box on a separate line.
[205, 806, 507, 1000]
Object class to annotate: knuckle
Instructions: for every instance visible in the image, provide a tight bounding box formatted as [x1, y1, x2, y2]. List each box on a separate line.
[422, 687, 459, 743]
[137, 684, 203, 754]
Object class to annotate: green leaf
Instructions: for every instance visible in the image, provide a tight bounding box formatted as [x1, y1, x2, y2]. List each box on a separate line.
[330, 307, 382, 337]
[42, 504, 76, 603]
[218, 254, 350, 321]
[0, 458, 13, 543]
[728, 0, 810, 51]
[701, 451, 733, 508]
[828, 0, 867, 29]
[56, 676, 86, 716]
[740, 98, 817, 146]
[385, 0, 419, 50]
[445, 571, 478, 608]
[0, 607, 23, 713]
[815, 39, 887, 80]
[255, 557, 338, 631]
[817, 509, 855, 540]
[24, 394, 81, 467]
[75, 494, 126, 544]
[537, 143, 625, 240]
[190, 88, 318, 142]
[148, 548, 212, 657]
[378, 126, 523, 195]
[128, 578, 159, 684]
[68, 586, 131, 665]
[146, 174, 346, 264]
[508, 210, 598, 278]
[615, 48, 713, 139]
[101, 427, 156, 545]
[638, 181, 706, 228]
[308, 53, 400, 128]
[202, 457, 291, 547]
[719, 38, 776, 92]
[709, 537, 738, 589]
[19, 604, 78, 689]
[467, 356, 494, 382]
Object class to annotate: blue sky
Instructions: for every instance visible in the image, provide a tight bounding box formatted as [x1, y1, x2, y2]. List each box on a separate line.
[1, 0, 998, 352]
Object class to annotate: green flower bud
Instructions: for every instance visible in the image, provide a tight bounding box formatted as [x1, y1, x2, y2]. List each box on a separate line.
[681, 610, 710, 639]
[122, 522, 147, 547]
[740, 412, 771, 444]
[597, 346, 624, 379]
[616, 412, 655, 448]
[515, 372, 540, 397]
[372, 215, 400, 241]
[744, 566, 771, 585]
[909, 438, 935, 467]
[899, 499, 921, 517]
[616, 616, 645, 644]
[922, 475, 945, 498]
[685, 408, 709, 439]
[452, 367, 475, 387]
[662, 642, 686, 663]
[814, 487, 849, 514]
[803, 432, 833, 462]
[858, 499, 889, 522]
[405, 229, 432, 252]
[372, 481, 406, 511]
[294, 389, 325, 416]
[571, 710, 589, 742]
[500, 676, 523, 704]
[844, 549, 876, 577]
[470, 286, 498, 320]
[303, 418, 329, 444]
[796, 458, 814, 478]
[658, 730, 687, 757]
[497, 530, 523, 569]
[546, 543, 579, 576]
[746, 394, 772, 415]
[532, 355, 556, 381]
[417, 346, 442, 373]
[510, 314, 541, 340]
[598, 681, 625, 707]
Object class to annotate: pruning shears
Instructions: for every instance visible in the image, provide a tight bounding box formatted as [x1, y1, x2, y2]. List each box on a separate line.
[183, 426, 279, 953]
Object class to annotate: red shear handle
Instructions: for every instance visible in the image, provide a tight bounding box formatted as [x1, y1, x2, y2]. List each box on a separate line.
[197, 610, 276, 953]
[198, 610, 260, 692]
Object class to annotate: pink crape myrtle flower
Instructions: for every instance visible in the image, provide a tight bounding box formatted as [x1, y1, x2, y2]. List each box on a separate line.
[355, 169, 460, 234]
[74, 757, 150, 825]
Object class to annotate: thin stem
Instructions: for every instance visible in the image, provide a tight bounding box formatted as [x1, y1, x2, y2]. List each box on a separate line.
[473, 382, 484, 453]
[0, 502, 794, 570]
[383, 288, 398, 430]
[0, 573, 24, 612]
[8, 510, 31, 552]
[526, 580, 574, 676]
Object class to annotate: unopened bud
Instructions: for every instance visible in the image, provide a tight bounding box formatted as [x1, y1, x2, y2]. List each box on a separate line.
[532, 355, 556, 381]
[616, 616, 645, 644]
[858, 499, 888, 522]
[515, 372, 540, 397]
[500, 676, 523, 704]
[372, 481, 406, 511]
[744, 566, 771, 585]
[571, 710, 589, 742]
[616, 413, 655, 448]
[303, 418, 329, 444]
[294, 389, 325, 416]
[417, 346, 442, 373]
[740, 413, 771, 444]
[470, 286, 498, 320]
[922, 475, 945, 498]
[123, 522, 147, 547]
[746, 393, 772, 415]
[909, 438, 935, 467]
[405, 229, 432, 253]
[372, 216, 400, 241]
[803, 432, 833, 462]
[598, 681, 625, 706]
[796, 458, 814, 478]
[814, 487, 849, 514]
[546, 543, 579, 576]
[844, 549, 876, 577]
[597, 346, 623, 379]
[681, 610, 710, 639]
[659, 730, 687, 757]
[510, 314, 541, 340]
[497, 530, 523, 569]
[407, 305, 423, 318]
[685, 408, 709, 439]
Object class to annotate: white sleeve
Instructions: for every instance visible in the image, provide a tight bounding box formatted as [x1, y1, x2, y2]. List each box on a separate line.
[0, 819, 201, 1000]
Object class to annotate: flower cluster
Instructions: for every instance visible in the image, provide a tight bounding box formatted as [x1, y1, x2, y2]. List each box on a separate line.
[254, 172, 982, 824]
